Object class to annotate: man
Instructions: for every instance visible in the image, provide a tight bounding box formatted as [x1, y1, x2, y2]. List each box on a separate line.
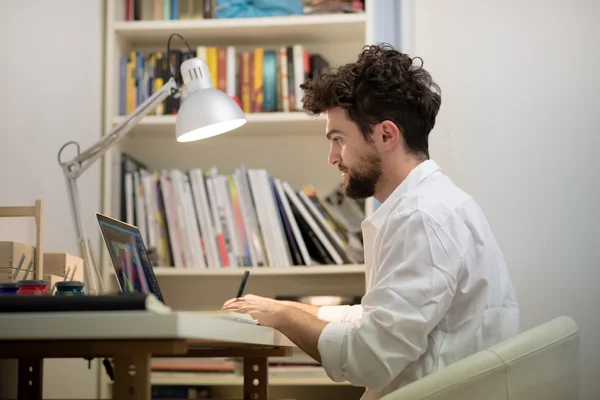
[222, 43, 520, 399]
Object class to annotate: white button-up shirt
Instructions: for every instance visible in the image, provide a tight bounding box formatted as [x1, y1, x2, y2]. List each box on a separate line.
[317, 159, 520, 399]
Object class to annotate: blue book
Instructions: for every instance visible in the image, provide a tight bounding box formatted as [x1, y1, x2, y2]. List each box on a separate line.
[136, 51, 144, 107]
[119, 56, 127, 116]
[263, 50, 277, 112]
[171, 0, 179, 19]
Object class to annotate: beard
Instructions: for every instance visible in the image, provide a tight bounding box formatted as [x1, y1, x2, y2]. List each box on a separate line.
[340, 151, 382, 199]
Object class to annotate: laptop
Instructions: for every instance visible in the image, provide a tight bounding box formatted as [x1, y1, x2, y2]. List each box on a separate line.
[96, 213, 256, 323]
[96, 212, 165, 302]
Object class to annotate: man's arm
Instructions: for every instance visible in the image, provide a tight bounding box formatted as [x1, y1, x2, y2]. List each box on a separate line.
[221, 210, 460, 392]
[319, 304, 363, 322]
[279, 300, 320, 317]
[223, 296, 336, 320]
[220, 295, 329, 362]
[281, 301, 364, 323]
[316, 210, 463, 390]
[273, 306, 329, 362]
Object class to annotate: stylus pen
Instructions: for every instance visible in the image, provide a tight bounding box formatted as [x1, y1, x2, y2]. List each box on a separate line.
[236, 270, 250, 298]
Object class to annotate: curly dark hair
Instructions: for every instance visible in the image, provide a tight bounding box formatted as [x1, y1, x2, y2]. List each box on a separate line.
[300, 43, 441, 159]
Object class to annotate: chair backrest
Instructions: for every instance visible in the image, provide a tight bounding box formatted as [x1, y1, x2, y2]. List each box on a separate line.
[380, 316, 580, 400]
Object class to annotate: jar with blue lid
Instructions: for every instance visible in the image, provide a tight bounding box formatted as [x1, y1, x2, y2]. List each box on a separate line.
[0, 282, 19, 295]
[54, 281, 85, 296]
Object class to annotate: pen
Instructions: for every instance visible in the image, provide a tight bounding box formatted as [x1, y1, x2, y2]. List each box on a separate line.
[12, 254, 26, 280]
[236, 270, 250, 298]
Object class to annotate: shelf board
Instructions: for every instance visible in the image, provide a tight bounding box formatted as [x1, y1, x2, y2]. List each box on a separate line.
[153, 264, 365, 277]
[114, 112, 324, 125]
[113, 13, 367, 46]
[151, 370, 351, 386]
[113, 112, 327, 138]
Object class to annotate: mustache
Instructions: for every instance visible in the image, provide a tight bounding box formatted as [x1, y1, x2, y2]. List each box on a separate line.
[338, 164, 348, 172]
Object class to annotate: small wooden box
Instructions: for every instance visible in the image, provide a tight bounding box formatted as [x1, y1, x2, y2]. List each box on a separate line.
[43, 252, 84, 281]
[44, 273, 65, 294]
[0, 241, 36, 283]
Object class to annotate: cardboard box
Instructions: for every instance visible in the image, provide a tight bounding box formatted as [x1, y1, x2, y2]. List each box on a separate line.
[0, 241, 36, 283]
[43, 252, 84, 281]
[44, 273, 66, 294]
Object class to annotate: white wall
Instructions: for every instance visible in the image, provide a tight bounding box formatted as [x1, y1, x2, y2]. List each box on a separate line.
[410, 0, 600, 398]
[0, 0, 104, 398]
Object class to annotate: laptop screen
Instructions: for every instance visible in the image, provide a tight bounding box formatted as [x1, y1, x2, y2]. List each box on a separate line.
[96, 213, 164, 303]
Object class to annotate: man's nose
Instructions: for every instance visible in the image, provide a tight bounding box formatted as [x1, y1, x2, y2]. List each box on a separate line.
[328, 146, 340, 166]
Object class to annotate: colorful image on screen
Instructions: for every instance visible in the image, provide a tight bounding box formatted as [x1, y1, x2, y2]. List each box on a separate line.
[97, 217, 164, 302]
[110, 239, 150, 294]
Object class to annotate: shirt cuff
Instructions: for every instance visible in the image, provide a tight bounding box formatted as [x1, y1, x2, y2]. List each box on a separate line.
[318, 321, 351, 382]
[317, 305, 348, 322]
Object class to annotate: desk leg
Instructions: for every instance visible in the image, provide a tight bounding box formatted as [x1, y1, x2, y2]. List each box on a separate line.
[243, 357, 268, 400]
[113, 354, 151, 400]
[17, 358, 43, 400]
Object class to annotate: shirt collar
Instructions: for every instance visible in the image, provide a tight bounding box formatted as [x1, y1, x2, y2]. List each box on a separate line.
[363, 159, 442, 230]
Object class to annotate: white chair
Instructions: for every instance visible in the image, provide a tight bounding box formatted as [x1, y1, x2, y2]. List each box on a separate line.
[380, 316, 580, 400]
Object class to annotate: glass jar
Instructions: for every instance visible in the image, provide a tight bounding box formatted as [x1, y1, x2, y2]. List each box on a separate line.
[17, 280, 48, 295]
[0, 282, 19, 295]
[54, 281, 85, 296]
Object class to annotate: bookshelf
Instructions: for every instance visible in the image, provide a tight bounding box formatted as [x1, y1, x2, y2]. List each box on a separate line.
[152, 264, 364, 277]
[152, 370, 351, 386]
[110, 372, 364, 399]
[112, 111, 326, 137]
[101, 1, 373, 399]
[112, 12, 367, 44]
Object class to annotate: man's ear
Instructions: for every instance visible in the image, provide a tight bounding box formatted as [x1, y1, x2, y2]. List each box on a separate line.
[379, 120, 401, 150]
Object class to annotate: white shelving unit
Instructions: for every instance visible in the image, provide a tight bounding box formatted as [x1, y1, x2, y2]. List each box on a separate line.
[101, 1, 373, 399]
[112, 371, 364, 400]
[153, 264, 364, 277]
[112, 12, 367, 44]
[152, 370, 352, 386]
[112, 111, 326, 138]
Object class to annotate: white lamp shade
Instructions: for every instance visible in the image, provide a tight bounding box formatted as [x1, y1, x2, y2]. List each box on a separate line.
[175, 57, 246, 142]
[176, 87, 247, 142]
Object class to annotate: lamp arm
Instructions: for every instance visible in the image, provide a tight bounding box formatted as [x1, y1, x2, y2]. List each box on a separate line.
[57, 77, 179, 294]
[59, 77, 179, 180]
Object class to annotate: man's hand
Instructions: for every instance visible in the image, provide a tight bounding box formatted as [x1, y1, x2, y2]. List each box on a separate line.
[221, 294, 288, 328]
[222, 294, 328, 363]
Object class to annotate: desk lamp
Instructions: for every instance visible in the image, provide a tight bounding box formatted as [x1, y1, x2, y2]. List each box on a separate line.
[57, 34, 246, 294]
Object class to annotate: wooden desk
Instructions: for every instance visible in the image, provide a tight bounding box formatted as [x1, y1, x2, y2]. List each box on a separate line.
[0, 311, 295, 400]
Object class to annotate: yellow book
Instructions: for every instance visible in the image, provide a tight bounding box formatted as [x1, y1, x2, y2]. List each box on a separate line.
[126, 51, 137, 114]
[154, 52, 164, 116]
[253, 48, 264, 113]
[148, 53, 157, 115]
[206, 47, 218, 88]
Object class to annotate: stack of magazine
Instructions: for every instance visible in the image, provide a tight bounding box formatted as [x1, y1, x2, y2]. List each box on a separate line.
[119, 154, 365, 269]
